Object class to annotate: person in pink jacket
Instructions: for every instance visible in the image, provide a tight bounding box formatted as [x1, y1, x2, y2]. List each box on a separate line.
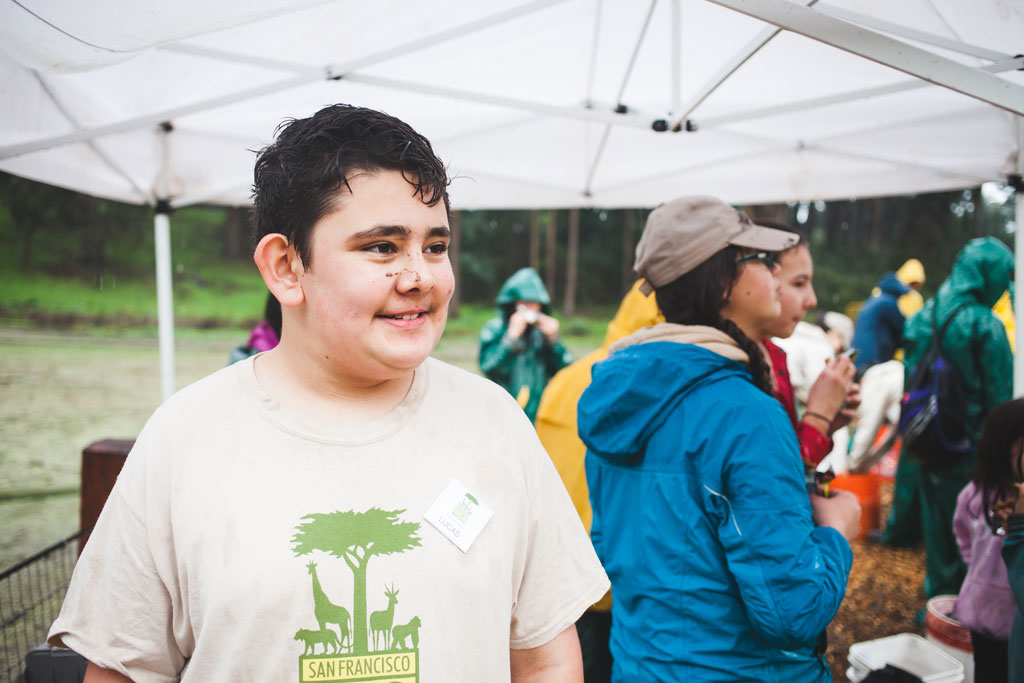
[953, 397, 1024, 682]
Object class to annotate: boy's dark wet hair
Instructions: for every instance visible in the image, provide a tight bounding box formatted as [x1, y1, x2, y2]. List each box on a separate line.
[251, 104, 450, 268]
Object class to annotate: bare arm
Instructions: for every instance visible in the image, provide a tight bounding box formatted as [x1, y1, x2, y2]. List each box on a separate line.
[84, 662, 132, 683]
[510, 624, 583, 683]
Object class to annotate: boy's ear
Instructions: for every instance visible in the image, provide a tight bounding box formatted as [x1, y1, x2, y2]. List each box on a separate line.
[254, 233, 304, 307]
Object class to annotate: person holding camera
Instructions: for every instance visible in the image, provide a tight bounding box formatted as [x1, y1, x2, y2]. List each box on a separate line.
[480, 267, 573, 423]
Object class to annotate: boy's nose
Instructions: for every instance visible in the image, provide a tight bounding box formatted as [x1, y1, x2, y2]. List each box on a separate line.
[395, 256, 434, 291]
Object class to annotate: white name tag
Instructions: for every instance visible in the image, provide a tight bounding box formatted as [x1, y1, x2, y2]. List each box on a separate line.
[424, 479, 493, 553]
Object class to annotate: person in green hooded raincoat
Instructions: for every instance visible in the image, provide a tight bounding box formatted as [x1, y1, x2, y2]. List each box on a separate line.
[890, 237, 1014, 600]
[479, 267, 573, 422]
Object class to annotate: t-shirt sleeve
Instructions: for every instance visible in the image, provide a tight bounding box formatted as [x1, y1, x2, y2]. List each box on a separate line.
[508, 428, 610, 650]
[47, 421, 186, 682]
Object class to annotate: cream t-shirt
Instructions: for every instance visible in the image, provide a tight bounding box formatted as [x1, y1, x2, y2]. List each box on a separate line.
[49, 356, 608, 682]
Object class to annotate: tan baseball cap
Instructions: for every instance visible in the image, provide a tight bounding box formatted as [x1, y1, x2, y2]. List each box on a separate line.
[634, 196, 799, 294]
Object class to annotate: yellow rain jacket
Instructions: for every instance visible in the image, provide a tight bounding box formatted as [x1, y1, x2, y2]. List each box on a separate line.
[535, 280, 663, 611]
[896, 258, 926, 317]
[993, 290, 1015, 353]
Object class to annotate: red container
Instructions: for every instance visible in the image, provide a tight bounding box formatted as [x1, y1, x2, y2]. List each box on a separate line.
[925, 595, 973, 654]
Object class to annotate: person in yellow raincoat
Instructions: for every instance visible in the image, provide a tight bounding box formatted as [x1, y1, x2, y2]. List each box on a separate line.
[993, 290, 1015, 353]
[895, 258, 926, 318]
[534, 279, 663, 683]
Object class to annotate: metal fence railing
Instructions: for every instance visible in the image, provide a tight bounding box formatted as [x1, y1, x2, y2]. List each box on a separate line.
[0, 529, 89, 683]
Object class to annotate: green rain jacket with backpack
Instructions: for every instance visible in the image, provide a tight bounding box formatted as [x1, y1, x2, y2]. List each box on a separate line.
[903, 237, 1014, 472]
[896, 237, 1014, 598]
[479, 267, 573, 422]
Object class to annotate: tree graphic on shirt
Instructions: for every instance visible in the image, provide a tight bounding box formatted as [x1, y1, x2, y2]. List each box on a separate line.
[292, 507, 421, 655]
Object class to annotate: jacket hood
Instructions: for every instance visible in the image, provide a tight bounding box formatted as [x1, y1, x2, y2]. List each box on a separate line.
[600, 279, 665, 349]
[896, 258, 925, 287]
[494, 267, 551, 308]
[877, 272, 911, 297]
[579, 323, 750, 463]
[940, 237, 1014, 309]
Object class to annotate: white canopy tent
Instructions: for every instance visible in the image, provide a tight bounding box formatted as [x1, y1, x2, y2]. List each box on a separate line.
[0, 0, 1022, 399]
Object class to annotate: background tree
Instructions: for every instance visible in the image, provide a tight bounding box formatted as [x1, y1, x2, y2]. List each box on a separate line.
[0, 170, 1015, 323]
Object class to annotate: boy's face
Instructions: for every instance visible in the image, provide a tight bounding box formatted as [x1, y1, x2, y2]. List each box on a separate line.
[297, 170, 453, 384]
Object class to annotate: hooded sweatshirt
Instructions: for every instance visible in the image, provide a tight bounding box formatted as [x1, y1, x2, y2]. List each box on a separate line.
[479, 267, 572, 422]
[903, 237, 1014, 469]
[579, 323, 852, 682]
[851, 272, 911, 374]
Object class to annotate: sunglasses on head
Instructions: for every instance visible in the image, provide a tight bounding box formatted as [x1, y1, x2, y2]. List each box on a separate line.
[734, 251, 778, 269]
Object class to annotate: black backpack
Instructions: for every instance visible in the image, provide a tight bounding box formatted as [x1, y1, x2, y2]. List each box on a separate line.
[898, 303, 973, 468]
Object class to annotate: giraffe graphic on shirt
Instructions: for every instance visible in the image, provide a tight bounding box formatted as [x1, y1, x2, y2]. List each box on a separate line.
[292, 507, 422, 682]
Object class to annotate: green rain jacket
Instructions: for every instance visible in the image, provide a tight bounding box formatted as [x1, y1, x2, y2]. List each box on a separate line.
[903, 237, 1014, 473]
[479, 267, 572, 422]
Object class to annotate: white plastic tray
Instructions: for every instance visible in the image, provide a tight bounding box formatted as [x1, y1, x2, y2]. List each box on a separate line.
[848, 633, 964, 682]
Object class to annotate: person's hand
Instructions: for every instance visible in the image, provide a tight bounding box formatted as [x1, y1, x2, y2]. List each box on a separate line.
[507, 310, 530, 339]
[535, 312, 560, 342]
[831, 382, 860, 431]
[991, 484, 1023, 533]
[803, 356, 856, 435]
[811, 488, 861, 541]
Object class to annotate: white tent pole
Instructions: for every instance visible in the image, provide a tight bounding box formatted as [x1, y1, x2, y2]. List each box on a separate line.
[696, 57, 1023, 129]
[342, 72, 658, 129]
[154, 208, 175, 402]
[33, 72, 151, 202]
[708, 0, 1024, 116]
[813, 4, 1010, 62]
[584, 0, 603, 105]
[0, 74, 310, 160]
[1015, 116, 1023, 398]
[154, 123, 176, 402]
[584, 0, 659, 196]
[164, 0, 570, 78]
[671, 0, 682, 115]
[670, 0, 818, 131]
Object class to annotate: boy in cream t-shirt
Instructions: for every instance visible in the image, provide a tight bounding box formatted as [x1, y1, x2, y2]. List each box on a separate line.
[48, 104, 608, 683]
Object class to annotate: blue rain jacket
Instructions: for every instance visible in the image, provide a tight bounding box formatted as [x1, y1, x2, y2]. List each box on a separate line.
[851, 272, 911, 374]
[579, 333, 852, 682]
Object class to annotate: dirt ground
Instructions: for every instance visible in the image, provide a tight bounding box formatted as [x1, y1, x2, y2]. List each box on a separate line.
[0, 325, 926, 680]
[826, 483, 928, 681]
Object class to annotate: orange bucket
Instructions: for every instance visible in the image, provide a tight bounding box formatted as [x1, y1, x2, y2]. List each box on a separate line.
[829, 472, 882, 540]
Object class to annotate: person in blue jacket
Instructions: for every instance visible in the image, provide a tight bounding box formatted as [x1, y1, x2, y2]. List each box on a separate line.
[850, 272, 911, 376]
[579, 196, 861, 682]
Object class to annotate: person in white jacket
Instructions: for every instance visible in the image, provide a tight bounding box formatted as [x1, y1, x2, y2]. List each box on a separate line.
[847, 359, 904, 473]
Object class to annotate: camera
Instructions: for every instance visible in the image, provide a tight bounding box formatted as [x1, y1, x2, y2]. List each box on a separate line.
[517, 304, 539, 325]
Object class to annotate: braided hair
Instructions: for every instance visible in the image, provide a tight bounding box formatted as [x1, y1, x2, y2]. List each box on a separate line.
[654, 245, 773, 395]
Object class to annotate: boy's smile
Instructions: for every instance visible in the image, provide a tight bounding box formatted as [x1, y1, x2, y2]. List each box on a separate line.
[294, 170, 453, 387]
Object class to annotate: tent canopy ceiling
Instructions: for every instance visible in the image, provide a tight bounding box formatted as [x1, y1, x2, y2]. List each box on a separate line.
[0, 0, 1022, 210]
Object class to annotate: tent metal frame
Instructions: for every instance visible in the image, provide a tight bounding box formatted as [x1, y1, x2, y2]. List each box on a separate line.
[2, 0, 1021, 399]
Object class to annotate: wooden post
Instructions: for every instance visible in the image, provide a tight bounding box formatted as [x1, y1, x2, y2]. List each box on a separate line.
[79, 439, 134, 553]
[224, 206, 245, 260]
[546, 209, 558, 302]
[449, 210, 461, 319]
[564, 207, 579, 317]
